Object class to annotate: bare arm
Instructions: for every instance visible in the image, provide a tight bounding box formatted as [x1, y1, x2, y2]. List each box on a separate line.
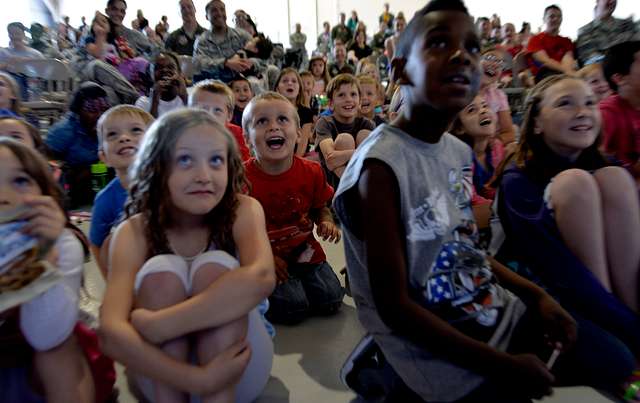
[295, 123, 313, 157]
[496, 110, 516, 145]
[532, 50, 575, 75]
[98, 218, 244, 395]
[131, 195, 275, 342]
[319, 138, 354, 171]
[86, 34, 107, 60]
[356, 160, 554, 397]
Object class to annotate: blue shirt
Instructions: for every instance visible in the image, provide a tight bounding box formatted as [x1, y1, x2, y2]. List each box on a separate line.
[46, 112, 98, 166]
[89, 177, 127, 247]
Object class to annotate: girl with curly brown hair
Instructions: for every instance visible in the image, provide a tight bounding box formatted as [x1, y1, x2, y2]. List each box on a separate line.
[99, 108, 275, 403]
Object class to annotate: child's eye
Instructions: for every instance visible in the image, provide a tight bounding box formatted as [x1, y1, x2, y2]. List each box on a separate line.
[106, 131, 118, 139]
[256, 117, 267, 126]
[556, 99, 572, 107]
[132, 127, 144, 134]
[210, 155, 225, 167]
[177, 154, 192, 167]
[427, 38, 447, 49]
[468, 44, 480, 55]
[277, 115, 289, 123]
[12, 175, 33, 188]
[585, 98, 596, 107]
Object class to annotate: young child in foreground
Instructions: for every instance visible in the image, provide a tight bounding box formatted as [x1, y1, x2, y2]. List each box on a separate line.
[242, 92, 344, 324]
[0, 138, 98, 403]
[89, 105, 154, 278]
[333, 1, 638, 401]
[99, 109, 275, 403]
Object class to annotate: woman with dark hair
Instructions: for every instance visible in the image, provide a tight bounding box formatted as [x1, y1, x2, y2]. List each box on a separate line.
[46, 83, 111, 206]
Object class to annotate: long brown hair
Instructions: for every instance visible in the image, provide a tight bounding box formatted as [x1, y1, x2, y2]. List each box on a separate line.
[498, 74, 606, 184]
[275, 68, 305, 108]
[126, 108, 248, 257]
[0, 138, 89, 255]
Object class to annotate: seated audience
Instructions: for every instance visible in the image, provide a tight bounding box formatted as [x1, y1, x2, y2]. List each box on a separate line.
[314, 74, 374, 188]
[165, 0, 206, 56]
[577, 63, 613, 102]
[46, 83, 111, 207]
[242, 92, 343, 324]
[526, 5, 576, 82]
[90, 105, 154, 277]
[135, 52, 187, 118]
[600, 41, 640, 178]
[188, 79, 252, 162]
[576, 0, 640, 67]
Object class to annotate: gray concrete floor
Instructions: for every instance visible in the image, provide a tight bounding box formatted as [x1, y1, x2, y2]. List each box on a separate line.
[78, 221, 617, 403]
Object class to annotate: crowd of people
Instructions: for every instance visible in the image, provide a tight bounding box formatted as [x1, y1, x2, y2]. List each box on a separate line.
[1, 0, 640, 402]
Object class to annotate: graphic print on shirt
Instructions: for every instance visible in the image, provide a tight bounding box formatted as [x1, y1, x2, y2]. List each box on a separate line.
[407, 189, 450, 242]
[408, 165, 502, 327]
[264, 190, 314, 262]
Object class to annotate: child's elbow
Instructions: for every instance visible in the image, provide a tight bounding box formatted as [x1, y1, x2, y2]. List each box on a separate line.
[254, 261, 276, 298]
[97, 321, 124, 360]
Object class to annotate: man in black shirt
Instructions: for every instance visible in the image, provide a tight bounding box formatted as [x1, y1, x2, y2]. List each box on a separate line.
[165, 0, 206, 56]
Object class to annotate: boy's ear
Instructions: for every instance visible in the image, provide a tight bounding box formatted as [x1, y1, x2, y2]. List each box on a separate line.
[98, 149, 107, 164]
[391, 57, 412, 86]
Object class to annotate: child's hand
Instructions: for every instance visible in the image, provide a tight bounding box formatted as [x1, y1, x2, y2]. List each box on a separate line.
[316, 221, 341, 243]
[200, 339, 251, 394]
[508, 354, 555, 399]
[130, 308, 165, 344]
[537, 294, 577, 352]
[274, 256, 289, 283]
[173, 74, 188, 98]
[18, 196, 65, 244]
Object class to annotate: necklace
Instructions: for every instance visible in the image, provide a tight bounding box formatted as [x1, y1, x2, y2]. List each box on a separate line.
[168, 236, 208, 263]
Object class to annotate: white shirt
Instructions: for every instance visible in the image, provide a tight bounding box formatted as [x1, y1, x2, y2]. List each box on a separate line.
[20, 229, 84, 351]
[135, 95, 185, 117]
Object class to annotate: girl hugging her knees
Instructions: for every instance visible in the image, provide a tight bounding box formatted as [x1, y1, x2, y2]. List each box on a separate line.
[494, 74, 640, 400]
[99, 109, 276, 403]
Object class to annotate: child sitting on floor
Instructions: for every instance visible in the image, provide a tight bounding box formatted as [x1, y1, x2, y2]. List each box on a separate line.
[89, 105, 154, 278]
[189, 80, 252, 162]
[99, 109, 275, 403]
[242, 92, 344, 324]
[333, 1, 638, 401]
[0, 138, 114, 403]
[314, 73, 374, 188]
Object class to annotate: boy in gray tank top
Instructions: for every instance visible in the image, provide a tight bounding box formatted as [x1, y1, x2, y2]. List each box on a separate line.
[333, 1, 579, 401]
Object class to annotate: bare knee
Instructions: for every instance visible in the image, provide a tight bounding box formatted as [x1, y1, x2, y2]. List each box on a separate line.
[191, 263, 229, 295]
[594, 166, 640, 208]
[355, 129, 370, 146]
[136, 272, 187, 309]
[334, 133, 356, 151]
[551, 169, 600, 210]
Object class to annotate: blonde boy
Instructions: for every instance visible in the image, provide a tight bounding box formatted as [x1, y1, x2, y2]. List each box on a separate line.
[89, 105, 153, 277]
[357, 74, 385, 126]
[313, 74, 374, 187]
[189, 79, 251, 161]
[242, 92, 344, 324]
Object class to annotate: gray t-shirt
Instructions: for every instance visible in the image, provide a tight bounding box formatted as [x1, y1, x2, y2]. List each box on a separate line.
[314, 115, 374, 188]
[334, 124, 525, 402]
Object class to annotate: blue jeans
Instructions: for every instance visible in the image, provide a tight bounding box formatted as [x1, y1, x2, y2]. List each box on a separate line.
[266, 261, 344, 324]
